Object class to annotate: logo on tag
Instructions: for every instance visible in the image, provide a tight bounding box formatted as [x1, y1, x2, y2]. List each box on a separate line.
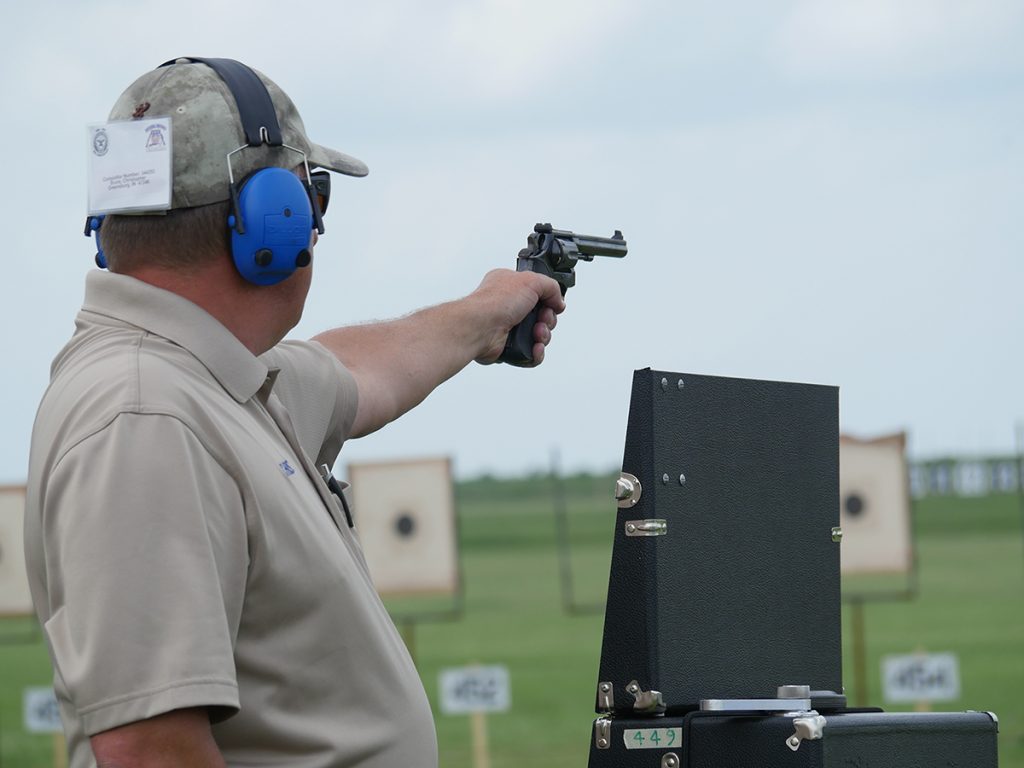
[279, 460, 296, 477]
[145, 123, 168, 151]
[92, 129, 109, 157]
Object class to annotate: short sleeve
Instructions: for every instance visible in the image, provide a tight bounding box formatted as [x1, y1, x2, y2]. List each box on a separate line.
[41, 413, 247, 735]
[261, 340, 359, 467]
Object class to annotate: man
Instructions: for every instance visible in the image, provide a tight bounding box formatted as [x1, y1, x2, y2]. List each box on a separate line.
[24, 58, 563, 767]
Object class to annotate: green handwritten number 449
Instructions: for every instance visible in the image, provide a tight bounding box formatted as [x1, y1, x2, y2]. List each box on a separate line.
[626, 728, 678, 750]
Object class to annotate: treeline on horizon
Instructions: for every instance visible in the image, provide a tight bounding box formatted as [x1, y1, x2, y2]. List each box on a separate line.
[454, 469, 1022, 539]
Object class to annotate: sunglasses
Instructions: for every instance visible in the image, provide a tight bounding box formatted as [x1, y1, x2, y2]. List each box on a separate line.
[309, 170, 331, 216]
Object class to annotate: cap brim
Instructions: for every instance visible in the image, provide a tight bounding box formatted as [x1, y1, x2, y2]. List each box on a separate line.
[309, 142, 368, 178]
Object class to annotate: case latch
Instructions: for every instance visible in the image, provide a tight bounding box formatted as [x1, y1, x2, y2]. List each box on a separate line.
[626, 680, 666, 714]
[624, 519, 667, 537]
[786, 714, 827, 751]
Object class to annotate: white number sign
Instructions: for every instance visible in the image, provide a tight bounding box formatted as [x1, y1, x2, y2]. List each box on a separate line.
[439, 666, 510, 715]
[24, 687, 62, 733]
[883, 653, 960, 703]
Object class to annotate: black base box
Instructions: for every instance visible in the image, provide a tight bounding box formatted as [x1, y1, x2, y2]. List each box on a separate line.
[587, 711, 998, 768]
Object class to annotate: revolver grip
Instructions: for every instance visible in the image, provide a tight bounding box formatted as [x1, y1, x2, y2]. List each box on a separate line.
[498, 257, 555, 367]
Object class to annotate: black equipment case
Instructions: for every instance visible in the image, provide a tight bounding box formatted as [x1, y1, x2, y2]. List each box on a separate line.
[586, 369, 998, 767]
[596, 370, 844, 713]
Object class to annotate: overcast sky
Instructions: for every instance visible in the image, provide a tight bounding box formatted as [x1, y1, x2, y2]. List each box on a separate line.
[1, 0, 1022, 482]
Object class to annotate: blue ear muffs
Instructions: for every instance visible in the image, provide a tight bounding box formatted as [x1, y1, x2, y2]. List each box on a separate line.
[229, 167, 314, 286]
[84, 215, 107, 269]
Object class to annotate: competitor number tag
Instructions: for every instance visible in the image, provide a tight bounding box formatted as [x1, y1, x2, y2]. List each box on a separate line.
[87, 119, 173, 214]
[623, 727, 682, 750]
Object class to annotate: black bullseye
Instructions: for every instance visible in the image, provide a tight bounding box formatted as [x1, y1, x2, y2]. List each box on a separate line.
[395, 513, 416, 538]
[844, 493, 866, 517]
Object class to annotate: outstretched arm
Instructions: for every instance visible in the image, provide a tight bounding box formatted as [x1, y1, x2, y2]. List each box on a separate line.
[312, 269, 565, 438]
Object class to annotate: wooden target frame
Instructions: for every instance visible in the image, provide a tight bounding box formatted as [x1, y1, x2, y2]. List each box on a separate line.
[346, 457, 460, 598]
[839, 433, 914, 577]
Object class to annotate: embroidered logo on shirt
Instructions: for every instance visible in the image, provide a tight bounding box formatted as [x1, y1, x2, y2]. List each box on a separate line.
[279, 460, 297, 477]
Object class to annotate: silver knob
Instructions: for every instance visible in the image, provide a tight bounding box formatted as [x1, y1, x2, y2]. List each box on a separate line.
[615, 473, 642, 508]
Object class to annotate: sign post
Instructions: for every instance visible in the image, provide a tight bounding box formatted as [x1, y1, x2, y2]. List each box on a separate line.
[439, 665, 510, 768]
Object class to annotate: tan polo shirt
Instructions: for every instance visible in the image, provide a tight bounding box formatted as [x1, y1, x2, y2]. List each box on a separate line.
[24, 272, 438, 768]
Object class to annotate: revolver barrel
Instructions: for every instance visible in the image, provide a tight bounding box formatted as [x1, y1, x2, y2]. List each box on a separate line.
[572, 230, 627, 260]
[533, 223, 628, 262]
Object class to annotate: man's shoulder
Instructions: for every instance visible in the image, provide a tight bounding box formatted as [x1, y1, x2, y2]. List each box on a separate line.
[262, 339, 356, 407]
[39, 323, 225, 450]
[59, 321, 211, 396]
[261, 338, 334, 371]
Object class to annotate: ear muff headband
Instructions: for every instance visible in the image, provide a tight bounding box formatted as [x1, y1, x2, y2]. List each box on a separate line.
[164, 57, 322, 286]
[158, 57, 283, 147]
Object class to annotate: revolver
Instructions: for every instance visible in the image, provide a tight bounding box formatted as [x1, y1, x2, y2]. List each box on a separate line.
[499, 223, 627, 366]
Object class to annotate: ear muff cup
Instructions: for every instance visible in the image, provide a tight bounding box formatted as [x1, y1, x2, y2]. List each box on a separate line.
[230, 167, 314, 286]
[87, 216, 107, 269]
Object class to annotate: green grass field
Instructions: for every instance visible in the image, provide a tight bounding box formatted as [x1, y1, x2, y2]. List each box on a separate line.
[1, 473, 1021, 766]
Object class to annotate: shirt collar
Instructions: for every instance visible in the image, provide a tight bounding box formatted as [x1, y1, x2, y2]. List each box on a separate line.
[81, 271, 272, 403]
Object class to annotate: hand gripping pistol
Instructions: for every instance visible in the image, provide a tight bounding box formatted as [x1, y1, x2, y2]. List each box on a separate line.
[499, 223, 627, 366]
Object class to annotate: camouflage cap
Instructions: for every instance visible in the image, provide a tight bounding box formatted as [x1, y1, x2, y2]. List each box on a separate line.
[108, 58, 368, 210]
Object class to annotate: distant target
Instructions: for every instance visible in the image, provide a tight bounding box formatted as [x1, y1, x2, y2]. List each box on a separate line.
[839, 434, 912, 575]
[347, 458, 458, 596]
[0, 487, 34, 616]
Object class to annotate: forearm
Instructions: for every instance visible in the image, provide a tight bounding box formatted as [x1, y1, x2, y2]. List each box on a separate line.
[313, 297, 488, 437]
[91, 708, 226, 768]
[313, 269, 564, 438]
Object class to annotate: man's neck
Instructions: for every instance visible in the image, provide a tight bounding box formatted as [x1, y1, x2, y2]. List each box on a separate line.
[120, 262, 284, 356]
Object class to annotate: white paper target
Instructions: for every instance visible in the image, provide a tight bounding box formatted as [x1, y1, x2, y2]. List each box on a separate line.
[347, 458, 458, 596]
[0, 486, 34, 616]
[839, 433, 913, 575]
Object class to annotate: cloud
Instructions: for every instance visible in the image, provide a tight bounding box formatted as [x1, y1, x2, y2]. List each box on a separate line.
[279, 0, 638, 109]
[442, 0, 635, 100]
[775, 0, 1024, 79]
